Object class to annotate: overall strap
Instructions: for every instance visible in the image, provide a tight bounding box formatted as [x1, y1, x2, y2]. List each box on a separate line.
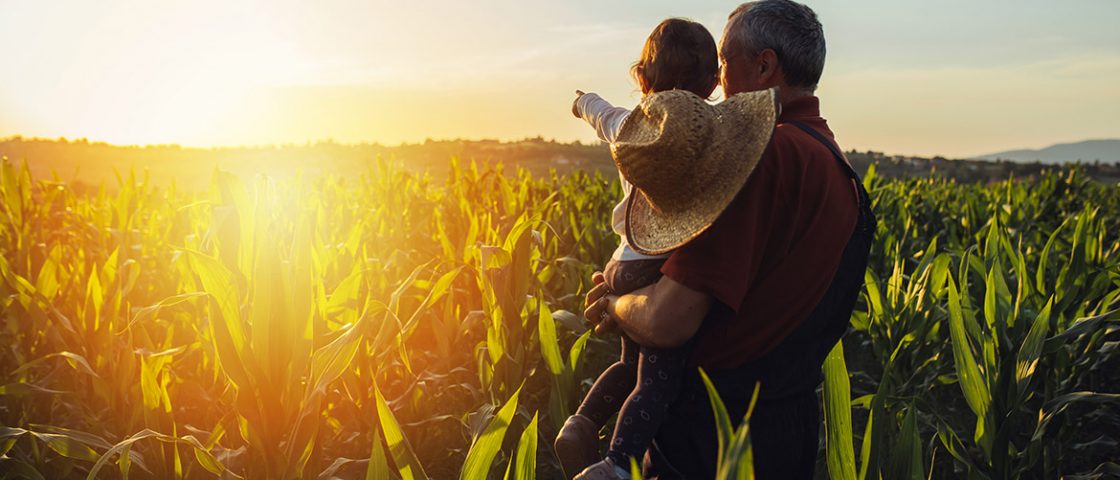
[788, 121, 858, 180]
[787, 120, 870, 206]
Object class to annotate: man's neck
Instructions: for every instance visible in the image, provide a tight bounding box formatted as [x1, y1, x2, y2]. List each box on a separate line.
[775, 86, 813, 109]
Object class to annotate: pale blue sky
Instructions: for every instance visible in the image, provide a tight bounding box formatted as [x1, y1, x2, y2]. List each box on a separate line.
[1, 0, 1117, 157]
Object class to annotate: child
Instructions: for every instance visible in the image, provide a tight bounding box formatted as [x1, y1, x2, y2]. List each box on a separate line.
[556, 18, 720, 480]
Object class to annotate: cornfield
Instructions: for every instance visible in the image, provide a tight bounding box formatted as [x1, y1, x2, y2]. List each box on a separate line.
[1, 156, 1117, 479]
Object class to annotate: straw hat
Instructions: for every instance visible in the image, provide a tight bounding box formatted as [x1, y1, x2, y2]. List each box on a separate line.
[612, 88, 777, 255]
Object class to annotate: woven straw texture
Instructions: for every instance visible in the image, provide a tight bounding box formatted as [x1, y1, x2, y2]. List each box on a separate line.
[612, 88, 777, 254]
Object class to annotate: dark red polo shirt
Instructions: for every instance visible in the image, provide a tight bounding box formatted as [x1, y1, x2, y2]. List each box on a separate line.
[661, 95, 859, 369]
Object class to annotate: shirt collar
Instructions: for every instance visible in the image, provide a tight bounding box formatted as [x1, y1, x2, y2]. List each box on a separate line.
[778, 95, 820, 122]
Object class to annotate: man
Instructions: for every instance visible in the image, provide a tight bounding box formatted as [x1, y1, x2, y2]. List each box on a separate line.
[583, 1, 876, 478]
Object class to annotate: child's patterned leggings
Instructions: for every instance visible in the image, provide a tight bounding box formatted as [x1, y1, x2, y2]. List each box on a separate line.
[575, 257, 691, 467]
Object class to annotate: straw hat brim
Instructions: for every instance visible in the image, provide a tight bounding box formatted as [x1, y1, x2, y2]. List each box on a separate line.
[623, 89, 777, 255]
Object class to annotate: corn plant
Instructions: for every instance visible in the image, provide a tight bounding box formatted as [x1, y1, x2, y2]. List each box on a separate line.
[2, 155, 1118, 479]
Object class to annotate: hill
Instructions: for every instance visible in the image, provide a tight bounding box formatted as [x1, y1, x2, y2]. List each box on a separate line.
[975, 139, 1120, 164]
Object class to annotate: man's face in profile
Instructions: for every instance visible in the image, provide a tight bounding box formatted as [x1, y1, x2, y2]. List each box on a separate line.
[719, 46, 755, 97]
[719, 14, 760, 97]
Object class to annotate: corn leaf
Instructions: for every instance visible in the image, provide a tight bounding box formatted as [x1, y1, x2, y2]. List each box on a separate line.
[512, 411, 538, 480]
[374, 382, 427, 480]
[460, 385, 522, 480]
[823, 340, 856, 480]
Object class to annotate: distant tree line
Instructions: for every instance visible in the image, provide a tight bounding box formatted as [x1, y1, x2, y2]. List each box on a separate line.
[2, 137, 1118, 192]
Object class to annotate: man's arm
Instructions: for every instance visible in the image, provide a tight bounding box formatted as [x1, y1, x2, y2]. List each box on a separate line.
[585, 272, 712, 348]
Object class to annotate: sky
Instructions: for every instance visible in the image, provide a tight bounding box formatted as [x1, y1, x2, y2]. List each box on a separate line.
[1, 0, 1118, 158]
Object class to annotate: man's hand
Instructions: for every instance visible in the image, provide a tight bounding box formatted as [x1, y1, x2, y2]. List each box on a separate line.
[599, 274, 713, 348]
[571, 90, 585, 118]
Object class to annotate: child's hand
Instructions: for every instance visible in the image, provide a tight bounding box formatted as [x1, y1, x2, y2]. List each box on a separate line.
[595, 316, 620, 335]
[584, 271, 620, 335]
[571, 90, 585, 118]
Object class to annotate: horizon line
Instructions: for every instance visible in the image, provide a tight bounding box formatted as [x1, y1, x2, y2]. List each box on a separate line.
[4, 133, 1117, 162]
[0, 133, 604, 150]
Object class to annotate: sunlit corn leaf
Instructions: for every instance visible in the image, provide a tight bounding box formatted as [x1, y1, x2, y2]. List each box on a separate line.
[698, 369, 733, 466]
[512, 411, 538, 480]
[116, 292, 207, 334]
[373, 382, 427, 480]
[822, 340, 856, 480]
[461, 384, 522, 480]
[365, 427, 390, 480]
[84, 429, 232, 480]
[10, 346, 99, 378]
[568, 330, 592, 377]
[183, 249, 252, 390]
[1014, 297, 1052, 401]
[308, 312, 369, 397]
[537, 303, 565, 377]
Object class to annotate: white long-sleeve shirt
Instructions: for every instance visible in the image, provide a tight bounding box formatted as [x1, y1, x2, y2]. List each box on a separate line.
[575, 92, 671, 262]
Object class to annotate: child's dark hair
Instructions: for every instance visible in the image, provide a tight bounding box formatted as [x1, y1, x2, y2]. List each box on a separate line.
[630, 18, 719, 98]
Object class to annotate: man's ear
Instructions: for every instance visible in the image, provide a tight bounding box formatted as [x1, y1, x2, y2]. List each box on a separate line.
[757, 48, 780, 85]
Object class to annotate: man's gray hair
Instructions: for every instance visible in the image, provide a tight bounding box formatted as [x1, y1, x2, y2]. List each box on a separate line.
[723, 0, 826, 91]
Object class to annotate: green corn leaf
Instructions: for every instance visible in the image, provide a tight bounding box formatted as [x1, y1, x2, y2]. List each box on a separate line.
[117, 292, 207, 334]
[461, 384, 522, 480]
[85, 430, 232, 480]
[983, 266, 998, 330]
[183, 249, 252, 390]
[568, 330, 592, 376]
[822, 340, 856, 480]
[365, 427, 390, 480]
[374, 382, 427, 480]
[540, 302, 573, 422]
[1014, 297, 1052, 401]
[325, 265, 365, 322]
[929, 253, 952, 299]
[887, 407, 924, 480]
[1042, 309, 1119, 353]
[0, 382, 67, 395]
[946, 278, 992, 453]
[512, 411, 538, 480]
[10, 351, 100, 379]
[863, 270, 884, 319]
[0, 457, 47, 480]
[857, 408, 874, 480]
[28, 431, 100, 462]
[308, 311, 369, 396]
[537, 303, 565, 377]
[698, 368, 733, 464]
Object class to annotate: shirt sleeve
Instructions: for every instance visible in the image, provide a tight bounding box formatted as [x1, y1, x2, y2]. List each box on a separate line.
[660, 153, 780, 312]
[575, 93, 631, 143]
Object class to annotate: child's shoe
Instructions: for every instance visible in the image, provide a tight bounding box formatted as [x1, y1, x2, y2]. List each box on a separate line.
[574, 458, 631, 480]
[553, 414, 600, 479]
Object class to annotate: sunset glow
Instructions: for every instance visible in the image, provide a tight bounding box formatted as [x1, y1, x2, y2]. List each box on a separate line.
[2, 0, 1118, 157]
[4, 2, 1120, 478]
